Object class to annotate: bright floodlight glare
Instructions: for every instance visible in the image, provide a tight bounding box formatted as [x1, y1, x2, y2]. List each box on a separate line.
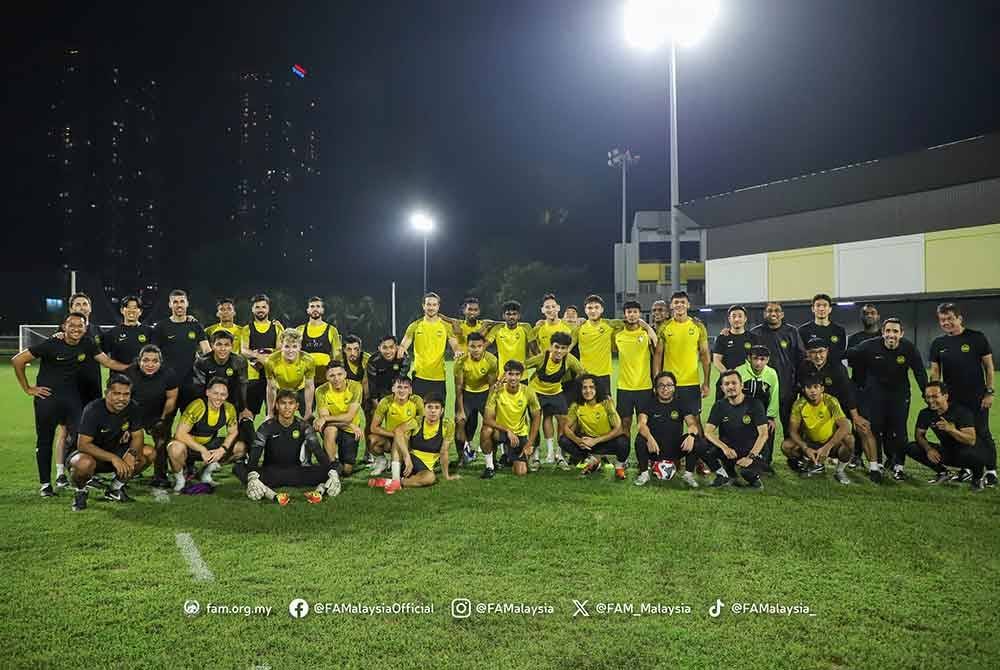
[625, 0, 720, 49]
[410, 212, 434, 233]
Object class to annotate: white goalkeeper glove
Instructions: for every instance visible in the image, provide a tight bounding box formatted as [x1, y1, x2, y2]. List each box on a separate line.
[246, 472, 276, 501]
[320, 469, 341, 497]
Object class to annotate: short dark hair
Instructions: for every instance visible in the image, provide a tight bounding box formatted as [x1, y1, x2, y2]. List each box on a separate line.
[503, 360, 525, 374]
[623, 300, 641, 311]
[275, 389, 298, 404]
[651, 299, 667, 308]
[210, 330, 234, 344]
[882, 317, 903, 330]
[654, 371, 677, 387]
[937, 302, 961, 318]
[463, 296, 480, 306]
[670, 291, 689, 302]
[423, 392, 444, 407]
[69, 292, 91, 305]
[379, 334, 397, 345]
[64, 311, 87, 323]
[423, 292, 441, 303]
[307, 296, 324, 306]
[168, 289, 187, 299]
[120, 294, 141, 309]
[812, 293, 833, 306]
[467, 332, 486, 344]
[343, 334, 362, 347]
[106, 373, 132, 390]
[392, 375, 412, 386]
[550, 332, 572, 347]
[250, 293, 270, 305]
[502, 300, 522, 313]
[327, 359, 346, 372]
[719, 369, 742, 384]
[137, 344, 163, 361]
[584, 294, 603, 306]
[860, 302, 877, 311]
[925, 381, 949, 396]
[565, 304, 579, 312]
[541, 293, 557, 304]
[206, 376, 229, 390]
[800, 374, 824, 389]
[575, 373, 610, 404]
[727, 304, 747, 316]
[216, 297, 235, 308]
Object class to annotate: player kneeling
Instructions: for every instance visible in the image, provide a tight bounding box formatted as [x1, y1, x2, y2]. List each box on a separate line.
[235, 390, 341, 504]
[559, 374, 630, 479]
[67, 374, 155, 511]
[166, 377, 247, 493]
[781, 375, 855, 485]
[369, 392, 459, 494]
[479, 360, 542, 478]
[634, 371, 709, 488]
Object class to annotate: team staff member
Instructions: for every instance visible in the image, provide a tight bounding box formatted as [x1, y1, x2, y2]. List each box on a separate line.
[67, 374, 154, 511]
[241, 294, 284, 417]
[653, 292, 710, 427]
[929, 302, 997, 486]
[534, 294, 573, 353]
[102, 295, 153, 365]
[750, 302, 804, 436]
[125, 345, 179, 489]
[713, 305, 757, 395]
[781, 375, 854, 485]
[486, 300, 538, 371]
[238, 390, 341, 505]
[734, 345, 780, 467]
[204, 297, 245, 356]
[12, 312, 129, 496]
[166, 378, 247, 493]
[264, 329, 316, 420]
[615, 300, 658, 449]
[68, 292, 104, 407]
[365, 335, 410, 427]
[398, 292, 460, 401]
[904, 382, 990, 490]
[798, 294, 848, 361]
[369, 393, 459, 494]
[845, 303, 882, 466]
[524, 332, 584, 469]
[367, 377, 424, 477]
[152, 289, 210, 410]
[560, 374, 630, 480]
[480, 360, 542, 479]
[314, 361, 364, 477]
[847, 318, 927, 481]
[454, 332, 499, 464]
[297, 296, 342, 387]
[703, 370, 770, 489]
[634, 371, 706, 488]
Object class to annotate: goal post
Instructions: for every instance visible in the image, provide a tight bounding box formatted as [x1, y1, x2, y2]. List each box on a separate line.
[18, 324, 118, 354]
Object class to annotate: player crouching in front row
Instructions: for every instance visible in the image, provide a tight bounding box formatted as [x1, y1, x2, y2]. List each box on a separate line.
[479, 360, 542, 478]
[236, 390, 341, 505]
[559, 374, 631, 479]
[634, 371, 710, 488]
[781, 375, 855, 485]
[68, 374, 155, 511]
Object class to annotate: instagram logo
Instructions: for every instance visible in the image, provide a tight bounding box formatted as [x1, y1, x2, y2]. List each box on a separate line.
[451, 598, 472, 619]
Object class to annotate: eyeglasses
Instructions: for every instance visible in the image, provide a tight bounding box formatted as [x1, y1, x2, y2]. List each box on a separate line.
[656, 382, 675, 389]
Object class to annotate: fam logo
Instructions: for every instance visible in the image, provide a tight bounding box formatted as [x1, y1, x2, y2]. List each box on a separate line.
[670, 410, 680, 420]
[121, 421, 130, 431]
[741, 415, 751, 425]
[138, 334, 147, 343]
[961, 344, 971, 353]
[187, 331, 196, 340]
[688, 328, 695, 336]
[226, 368, 234, 376]
[744, 341, 752, 350]
[830, 335, 840, 343]
[896, 355, 906, 364]
[825, 377, 833, 385]
[780, 340, 789, 349]
[292, 429, 301, 440]
[76, 353, 86, 362]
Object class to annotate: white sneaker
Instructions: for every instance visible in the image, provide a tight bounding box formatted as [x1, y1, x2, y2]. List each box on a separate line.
[634, 470, 650, 486]
[543, 451, 556, 465]
[682, 471, 699, 488]
[555, 456, 572, 471]
[173, 474, 186, 493]
[200, 462, 221, 485]
[370, 455, 388, 476]
[834, 469, 851, 485]
[529, 455, 541, 472]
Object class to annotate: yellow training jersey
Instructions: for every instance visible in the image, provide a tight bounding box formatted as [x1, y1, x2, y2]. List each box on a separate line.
[409, 417, 456, 469]
[454, 320, 485, 353]
[180, 398, 237, 444]
[241, 320, 284, 380]
[792, 395, 845, 444]
[456, 351, 498, 393]
[615, 326, 654, 391]
[404, 317, 451, 381]
[573, 319, 625, 377]
[657, 317, 708, 387]
[264, 351, 316, 391]
[487, 323, 536, 371]
[534, 319, 573, 353]
[486, 385, 540, 436]
[205, 323, 245, 358]
[568, 399, 620, 437]
[525, 352, 584, 396]
[297, 322, 342, 367]
[315, 380, 364, 426]
[373, 395, 424, 431]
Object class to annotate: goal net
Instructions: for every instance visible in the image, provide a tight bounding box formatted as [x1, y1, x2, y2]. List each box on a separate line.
[18, 324, 117, 353]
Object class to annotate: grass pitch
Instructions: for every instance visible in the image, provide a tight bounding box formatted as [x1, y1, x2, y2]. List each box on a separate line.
[1, 362, 998, 669]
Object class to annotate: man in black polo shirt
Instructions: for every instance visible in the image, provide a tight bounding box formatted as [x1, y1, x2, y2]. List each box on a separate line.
[634, 371, 707, 488]
[847, 318, 927, 481]
[66, 374, 154, 511]
[703, 369, 769, 489]
[712, 305, 757, 399]
[798, 293, 848, 361]
[125, 344, 178, 488]
[11, 312, 129, 496]
[102, 295, 154, 365]
[929, 302, 997, 487]
[904, 382, 990, 490]
[750, 302, 803, 437]
[151, 289, 210, 412]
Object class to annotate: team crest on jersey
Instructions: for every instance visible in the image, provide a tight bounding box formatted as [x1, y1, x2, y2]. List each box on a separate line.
[76, 353, 86, 362]
[121, 422, 129, 431]
[961, 344, 971, 353]
[825, 377, 832, 385]
[638, 335, 645, 343]
[138, 334, 147, 343]
[688, 328, 695, 336]
[780, 340, 789, 349]
[896, 355, 906, 364]
[187, 331, 196, 340]
[292, 429, 301, 439]
[744, 341, 752, 349]
[742, 415, 751, 425]
[670, 410, 680, 420]
[226, 368, 234, 376]
[830, 335, 840, 343]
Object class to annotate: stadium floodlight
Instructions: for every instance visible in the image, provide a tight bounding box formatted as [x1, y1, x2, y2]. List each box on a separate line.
[625, 0, 718, 294]
[409, 211, 435, 294]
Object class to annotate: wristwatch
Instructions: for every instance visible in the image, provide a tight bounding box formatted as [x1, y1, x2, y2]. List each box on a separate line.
[986, 388, 995, 395]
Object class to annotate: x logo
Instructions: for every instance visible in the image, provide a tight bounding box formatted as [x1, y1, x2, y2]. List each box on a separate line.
[572, 600, 590, 617]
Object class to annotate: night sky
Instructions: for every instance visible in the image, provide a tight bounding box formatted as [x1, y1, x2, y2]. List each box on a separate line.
[4, 0, 1000, 307]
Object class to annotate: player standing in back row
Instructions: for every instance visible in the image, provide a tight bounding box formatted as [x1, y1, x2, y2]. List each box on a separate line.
[398, 292, 460, 402]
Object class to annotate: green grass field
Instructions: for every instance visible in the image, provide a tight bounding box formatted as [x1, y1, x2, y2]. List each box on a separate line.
[1, 361, 998, 670]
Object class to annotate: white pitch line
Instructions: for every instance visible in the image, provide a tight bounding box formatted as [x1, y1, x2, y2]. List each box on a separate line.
[152, 489, 170, 503]
[175, 532, 215, 582]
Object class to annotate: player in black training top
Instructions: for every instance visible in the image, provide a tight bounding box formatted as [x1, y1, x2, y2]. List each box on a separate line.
[234, 390, 341, 505]
[65, 374, 154, 511]
[904, 382, 991, 491]
[11, 312, 129, 496]
[191, 330, 254, 448]
[928, 302, 997, 487]
[102, 295, 154, 365]
[125, 344, 179, 488]
[712, 305, 758, 399]
[68, 293, 104, 407]
[364, 334, 411, 420]
[703, 369, 770, 489]
[798, 293, 848, 361]
[151, 289, 210, 412]
[634, 371, 709, 489]
[847, 318, 927, 481]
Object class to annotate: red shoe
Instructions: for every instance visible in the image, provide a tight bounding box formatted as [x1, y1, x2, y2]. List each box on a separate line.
[304, 490, 323, 504]
[614, 467, 626, 480]
[275, 492, 291, 506]
[384, 479, 402, 495]
[697, 461, 712, 477]
[368, 478, 388, 488]
[581, 457, 601, 476]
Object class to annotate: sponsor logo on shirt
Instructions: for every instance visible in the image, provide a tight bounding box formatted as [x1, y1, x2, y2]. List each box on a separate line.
[961, 344, 971, 353]
[167, 335, 176, 340]
[56, 356, 67, 361]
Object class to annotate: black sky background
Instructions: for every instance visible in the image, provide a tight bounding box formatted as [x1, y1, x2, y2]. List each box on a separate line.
[4, 0, 1000, 309]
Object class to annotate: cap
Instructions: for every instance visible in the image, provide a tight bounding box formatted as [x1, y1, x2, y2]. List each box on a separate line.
[805, 337, 829, 350]
[748, 345, 770, 357]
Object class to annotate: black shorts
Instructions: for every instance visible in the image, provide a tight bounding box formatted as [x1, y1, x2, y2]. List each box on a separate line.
[66, 445, 129, 473]
[675, 385, 702, 416]
[409, 450, 435, 474]
[537, 391, 568, 418]
[495, 432, 530, 462]
[185, 437, 224, 462]
[320, 425, 359, 465]
[411, 377, 446, 402]
[616, 389, 652, 419]
[462, 389, 489, 417]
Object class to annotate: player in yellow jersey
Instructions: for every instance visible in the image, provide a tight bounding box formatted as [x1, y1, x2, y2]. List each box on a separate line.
[367, 376, 425, 477]
[653, 291, 711, 430]
[453, 332, 498, 464]
[485, 300, 538, 371]
[241, 294, 284, 418]
[204, 297, 245, 358]
[297, 296, 342, 387]
[781, 374, 854, 484]
[166, 377, 246, 492]
[524, 331, 584, 470]
[650, 299, 671, 330]
[573, 294, 655, 397]
[441, 296, 491, 353]
[614, 300, 659, 449]
[534, 293, 574, 353]
[560, 374, 630, 479]
[398, 292, 460, 401]
[368, 392, 459, 494]
[480, 360, 542, 478]
[264, 329, 316, 420]
[314, 361, 364, 477]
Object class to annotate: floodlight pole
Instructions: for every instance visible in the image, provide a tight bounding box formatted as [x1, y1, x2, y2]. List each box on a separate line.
[668, 42, 680, 295]
[422, 235, 428, 295]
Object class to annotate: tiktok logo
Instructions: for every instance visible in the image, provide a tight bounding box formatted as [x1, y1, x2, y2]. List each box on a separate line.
[709, 599, 724, 618]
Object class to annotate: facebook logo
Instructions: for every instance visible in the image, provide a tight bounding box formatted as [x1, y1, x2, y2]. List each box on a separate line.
[288, 599, 310, 619]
